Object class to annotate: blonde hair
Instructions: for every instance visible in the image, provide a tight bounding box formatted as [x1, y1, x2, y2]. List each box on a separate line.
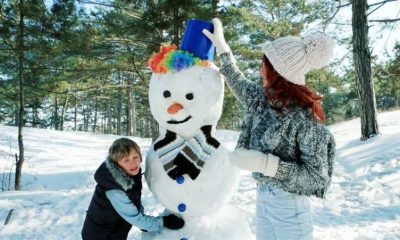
[108, 138, 142, 162]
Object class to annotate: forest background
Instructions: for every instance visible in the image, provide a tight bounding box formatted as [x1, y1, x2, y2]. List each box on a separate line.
[1, 0, 399, 139]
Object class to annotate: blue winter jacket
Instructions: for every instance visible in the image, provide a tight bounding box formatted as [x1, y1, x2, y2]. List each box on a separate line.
[81, 158, 162, 240]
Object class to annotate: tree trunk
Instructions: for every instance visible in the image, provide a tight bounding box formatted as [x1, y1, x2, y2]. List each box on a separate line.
[172, 8, 180, 46]
[126, 79, 135, 136]
[83, 108, 89, 132]
[14, 106, 18, 126]
[32, 100, 38, 128]
[117, 91, 122, 135]
[53, 96, 59, 130]
[352, 0, 380, 140]
[101, 114, 105, 134]
[107, 103, 112, 134]
[74, 94, 77, 131]
[93, 101, 98, 133]
[131, 85, 136, 136]
[60, 97, 68, 131]
[15, 0, 25, 191]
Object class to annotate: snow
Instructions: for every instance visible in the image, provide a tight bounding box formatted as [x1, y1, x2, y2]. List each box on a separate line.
[1, 110, 400, 239]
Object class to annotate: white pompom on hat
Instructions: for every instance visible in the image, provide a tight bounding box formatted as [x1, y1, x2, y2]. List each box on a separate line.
[261, 33, 335, 85]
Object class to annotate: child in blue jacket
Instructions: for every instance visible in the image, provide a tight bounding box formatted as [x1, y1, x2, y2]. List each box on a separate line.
[82, 138, 184, 240]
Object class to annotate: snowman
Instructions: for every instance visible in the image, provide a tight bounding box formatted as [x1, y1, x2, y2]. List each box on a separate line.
[142, 20, 253, 240]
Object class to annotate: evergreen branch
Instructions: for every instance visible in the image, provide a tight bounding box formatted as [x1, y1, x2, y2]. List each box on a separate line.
[16, 66, 111, 73]
[0, 90, 17, 100]
[371, 60, 395, 79]
[22, 82, 122, 96]
[121, 9, 142, 19]
[0, 36, 16, 50]
[102, 37, 153, 46]
[76, 0, 118, 9]
[0, 10, 18, 25]
[119, 35, 147, 83]
[76, 0, 142, 19]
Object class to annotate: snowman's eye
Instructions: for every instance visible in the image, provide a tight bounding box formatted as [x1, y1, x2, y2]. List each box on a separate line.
[163, 90, 171, 98]
[186, 93, 194, 100]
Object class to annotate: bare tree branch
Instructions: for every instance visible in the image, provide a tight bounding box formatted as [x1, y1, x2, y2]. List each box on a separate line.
[331, 50, 351, 66]
[369, 18, 400, 23]
[336, 1, 352, 9]
[368, 0, 398, 8]
[76, 0, 118, 9]
[367, 0, 398, 16]
[323, 0, 343, 27]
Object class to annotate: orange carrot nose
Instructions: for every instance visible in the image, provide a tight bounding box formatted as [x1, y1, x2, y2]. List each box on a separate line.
[167, 103, 183, 114]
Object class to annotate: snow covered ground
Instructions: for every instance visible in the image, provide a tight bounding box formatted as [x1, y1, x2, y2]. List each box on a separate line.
[0, 110, 399, 240]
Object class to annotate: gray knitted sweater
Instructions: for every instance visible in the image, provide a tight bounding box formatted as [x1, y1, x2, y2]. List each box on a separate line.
[219, 52, 336, 198]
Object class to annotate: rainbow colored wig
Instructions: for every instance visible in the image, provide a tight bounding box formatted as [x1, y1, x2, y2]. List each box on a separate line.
[148, 44, 211, 74]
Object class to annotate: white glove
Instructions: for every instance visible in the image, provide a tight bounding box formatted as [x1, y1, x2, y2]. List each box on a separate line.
[202, 18, 231, 56]
[230, 148, 280, 177]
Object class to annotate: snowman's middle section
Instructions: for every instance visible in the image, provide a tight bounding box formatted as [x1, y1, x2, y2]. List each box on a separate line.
[145, 142, 239, 217]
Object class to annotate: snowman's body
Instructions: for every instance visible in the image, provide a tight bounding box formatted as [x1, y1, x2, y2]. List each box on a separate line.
[146, 138, 238, 216]
[143, 64, 253, 239]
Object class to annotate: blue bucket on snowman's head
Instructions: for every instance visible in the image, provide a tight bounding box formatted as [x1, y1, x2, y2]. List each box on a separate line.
[180, 19, 215, 61]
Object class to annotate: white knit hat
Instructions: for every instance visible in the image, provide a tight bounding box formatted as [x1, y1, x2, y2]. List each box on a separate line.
[261, 34, 335, 85]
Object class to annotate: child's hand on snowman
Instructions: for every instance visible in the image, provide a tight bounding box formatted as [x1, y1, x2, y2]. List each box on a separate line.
[163, 214, 185, 230]
[202, 18, 231, 56]
[229, 148, 280, 177]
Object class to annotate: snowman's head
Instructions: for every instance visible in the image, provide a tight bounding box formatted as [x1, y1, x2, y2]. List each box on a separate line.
[149, 64, 223, 138]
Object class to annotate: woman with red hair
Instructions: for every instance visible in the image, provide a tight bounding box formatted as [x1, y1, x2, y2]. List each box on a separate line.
[204, 18, 336, 240]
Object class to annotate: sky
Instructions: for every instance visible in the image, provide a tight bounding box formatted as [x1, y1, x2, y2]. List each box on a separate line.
[0, 110, 399, 239]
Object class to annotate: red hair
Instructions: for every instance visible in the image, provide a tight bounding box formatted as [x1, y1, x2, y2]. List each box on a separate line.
[262, 56, 326, 124]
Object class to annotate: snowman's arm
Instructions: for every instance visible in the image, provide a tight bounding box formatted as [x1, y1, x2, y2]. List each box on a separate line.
[218, 52, 264, 107]
[106, 190, 163, 232]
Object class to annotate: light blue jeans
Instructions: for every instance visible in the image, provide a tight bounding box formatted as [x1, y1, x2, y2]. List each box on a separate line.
[256, 183, 313, 240]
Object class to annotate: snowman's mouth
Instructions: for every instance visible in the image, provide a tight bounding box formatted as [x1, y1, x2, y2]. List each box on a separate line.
[167, 116, 192, 124]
